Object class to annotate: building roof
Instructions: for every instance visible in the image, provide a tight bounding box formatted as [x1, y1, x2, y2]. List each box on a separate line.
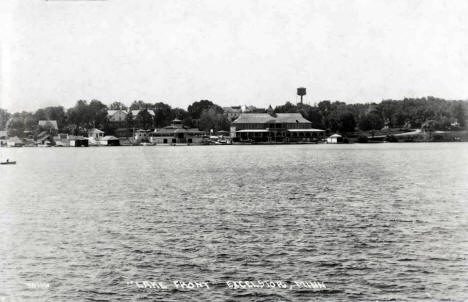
[232, 112, 312, 124]
[37, 131, 52, 140]
[329, 134, 342, 138]
[275, 113, 311, 123]
[107, 109, 128, 116]
[101, 136, 119, 140]
[394, 130, 422, 137]
[236, 129, 269, 133]
[68, 135, 88, 140]
[232, 113, 277, 124]
[223, 107, 242, 113]
[38, 120, 58, 130]
[88, 128, 104, 134]
[288, 128, 325, 132]
[154, 127, 204, 134]
[131, 109, 155, 116]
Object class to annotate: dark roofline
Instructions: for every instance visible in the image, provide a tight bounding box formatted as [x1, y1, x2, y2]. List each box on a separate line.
[233, 112, 312, 124]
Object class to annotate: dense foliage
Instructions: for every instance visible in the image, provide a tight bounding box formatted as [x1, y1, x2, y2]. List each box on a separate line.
[275, 97, 467, 133]
[1, 97, 466, 138]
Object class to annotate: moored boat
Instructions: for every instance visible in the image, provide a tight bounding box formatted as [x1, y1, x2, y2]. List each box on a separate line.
[1, 161, 16, 165]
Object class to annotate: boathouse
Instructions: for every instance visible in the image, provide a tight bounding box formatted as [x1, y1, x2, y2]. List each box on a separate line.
[99, 136, 120, 146]
[150, 119, 205, 144]
[231, 113, 325, 143]
[69, 136, 89, 147]
[326, 133, 342, 144]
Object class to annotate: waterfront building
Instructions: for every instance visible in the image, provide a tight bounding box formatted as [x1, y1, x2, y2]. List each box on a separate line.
[68, 136, 89, 147]
[86, 128, 120, 146]
[87, 128, 105, 145]
[231, 113, 325, 143]
[98, 136, 120, 146]
[52, 133, 71, 147]
[150, 119, 205, 144]
[326, 133, 342, 144]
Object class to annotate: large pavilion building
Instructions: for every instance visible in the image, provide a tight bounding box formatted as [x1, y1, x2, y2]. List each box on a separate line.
[150, 119, 205, 145]
[231, 113, 325, 143]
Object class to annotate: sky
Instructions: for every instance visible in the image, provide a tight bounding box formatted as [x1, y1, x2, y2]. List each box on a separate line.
[1, 0, 468, 112]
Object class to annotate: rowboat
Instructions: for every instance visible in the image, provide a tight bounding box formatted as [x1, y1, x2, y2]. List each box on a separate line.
[0, 161, 16, 165]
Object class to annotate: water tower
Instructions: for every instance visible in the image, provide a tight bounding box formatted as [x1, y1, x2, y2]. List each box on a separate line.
[297, 87, 306, 104]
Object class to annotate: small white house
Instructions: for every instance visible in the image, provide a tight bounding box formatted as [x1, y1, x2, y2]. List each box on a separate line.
[87, 128, 105, 145]
[327, 133, 342, 144]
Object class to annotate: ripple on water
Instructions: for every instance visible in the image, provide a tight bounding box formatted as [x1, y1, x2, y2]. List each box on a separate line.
[0, 144, 467, 301]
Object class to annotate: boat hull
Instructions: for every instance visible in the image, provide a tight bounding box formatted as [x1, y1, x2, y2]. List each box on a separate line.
[1, 161, 16, 165]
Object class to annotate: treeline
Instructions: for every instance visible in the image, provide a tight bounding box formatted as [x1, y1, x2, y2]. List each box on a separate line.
[274, 97, 467, 133]
[0, 99, 230, 137]
[0, 96, 466, 137]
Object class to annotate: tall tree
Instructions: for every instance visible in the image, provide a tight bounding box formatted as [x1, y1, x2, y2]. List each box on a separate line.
[129, 100, 152, 110]
[109, 101, 128, 110]
[358, 112, 384, 131]
[198, 108, 230, 132]
[6, 115, 25, 137]
[452, 102, 466, 128]
[135, 109, 153, 129]
[67, 100, 91, 130]
[88, 99, 108, 128]
[0, 109, 11, 130]
[171, 107, 192, 127]
[35, 106, 66, 130]
[274, 101, 298, 113]
[338, 111, 356, 133]
[125, 110, 134, 129]
[153, 102, 173, 128]
[24, 113, 38, 132]
[188, 100, 222, 120]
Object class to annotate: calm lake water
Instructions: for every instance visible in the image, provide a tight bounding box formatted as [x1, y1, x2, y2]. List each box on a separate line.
[1, 143, 468, 302]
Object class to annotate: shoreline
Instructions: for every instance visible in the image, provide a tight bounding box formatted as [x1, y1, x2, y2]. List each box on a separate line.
[2, 140, 467, 148]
